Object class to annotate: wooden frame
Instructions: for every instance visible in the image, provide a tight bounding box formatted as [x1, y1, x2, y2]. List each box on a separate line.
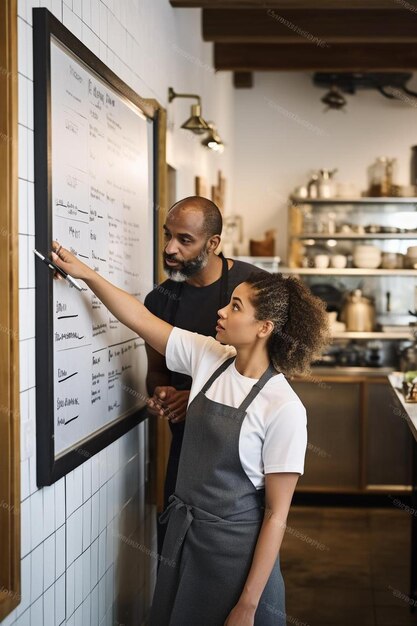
[0, 0, 20, 619]
[33, 8, 167, 485]
[144, 100, 169, 513]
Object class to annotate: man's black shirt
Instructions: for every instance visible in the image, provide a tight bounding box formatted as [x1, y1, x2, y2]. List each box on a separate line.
[144, 257, 265, 391]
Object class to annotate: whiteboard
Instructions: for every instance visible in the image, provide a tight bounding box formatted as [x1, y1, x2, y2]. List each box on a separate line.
[49, 38, 154, 458]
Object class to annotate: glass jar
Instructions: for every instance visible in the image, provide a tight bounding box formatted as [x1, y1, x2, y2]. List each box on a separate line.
[368, 157, 397, 196]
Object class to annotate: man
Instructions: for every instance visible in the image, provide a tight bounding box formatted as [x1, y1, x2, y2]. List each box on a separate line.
[144, 196, 266, 553]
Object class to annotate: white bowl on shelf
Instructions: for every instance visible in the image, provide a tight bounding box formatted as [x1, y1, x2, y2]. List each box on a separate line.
[314, 254, 330, 268]
[354, 244, 381, 255]
[353, 245, 381, 269]
[330, 254, 347, 269]
[353, 258, 381, 269]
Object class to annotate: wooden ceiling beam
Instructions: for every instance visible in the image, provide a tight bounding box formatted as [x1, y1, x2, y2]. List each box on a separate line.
[203, 9, 417, 44]
[214, 43, 417, 71]
[171, 0, 415, 9]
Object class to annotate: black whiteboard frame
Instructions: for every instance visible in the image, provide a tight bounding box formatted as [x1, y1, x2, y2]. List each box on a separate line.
[33, 8, 162, 486]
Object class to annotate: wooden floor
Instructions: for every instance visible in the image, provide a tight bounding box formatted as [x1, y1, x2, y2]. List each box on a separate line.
[281, 505, 417, 626]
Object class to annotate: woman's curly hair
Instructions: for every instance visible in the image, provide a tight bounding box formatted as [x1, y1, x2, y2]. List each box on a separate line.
[245, 272, 331, 376]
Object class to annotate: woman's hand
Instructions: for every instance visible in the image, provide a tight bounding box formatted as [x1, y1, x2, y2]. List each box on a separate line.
[49, 241, 173, 356]
[51, 241, 93, 281]
[224, 602, 256, 626]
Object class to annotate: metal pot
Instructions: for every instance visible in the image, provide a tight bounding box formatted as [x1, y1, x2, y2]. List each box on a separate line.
[340, 288, 376, 332]
[310, 283, 345, 314]
[317, 168, 338, 198]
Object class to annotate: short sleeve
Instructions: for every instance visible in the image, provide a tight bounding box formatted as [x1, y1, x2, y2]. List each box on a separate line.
[165, 326, 233, 378]
[263, 401, 307, 476]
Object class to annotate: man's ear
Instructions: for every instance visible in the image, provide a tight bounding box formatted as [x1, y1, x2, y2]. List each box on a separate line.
[208, 235, 221, 253]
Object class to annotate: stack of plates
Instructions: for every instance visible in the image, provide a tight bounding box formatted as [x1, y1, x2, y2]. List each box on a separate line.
[381, 325, 412, 334]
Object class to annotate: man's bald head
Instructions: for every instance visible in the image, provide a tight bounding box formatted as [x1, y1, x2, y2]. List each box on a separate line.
[168, 196, 223, 240]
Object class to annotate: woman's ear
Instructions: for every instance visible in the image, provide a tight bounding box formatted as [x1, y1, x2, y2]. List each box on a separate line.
[258, 320, 275, 339]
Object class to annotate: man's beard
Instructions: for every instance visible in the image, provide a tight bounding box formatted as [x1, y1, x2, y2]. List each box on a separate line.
[163, 245, 209, 282]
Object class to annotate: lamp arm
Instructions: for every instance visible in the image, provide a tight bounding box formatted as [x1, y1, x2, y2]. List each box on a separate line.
[168, 87, 201, 105]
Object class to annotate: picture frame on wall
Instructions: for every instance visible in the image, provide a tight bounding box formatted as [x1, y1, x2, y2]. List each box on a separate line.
[195, 175, 207, 198]
[33, 8, 166, 486]
[211, 169, 226, 213]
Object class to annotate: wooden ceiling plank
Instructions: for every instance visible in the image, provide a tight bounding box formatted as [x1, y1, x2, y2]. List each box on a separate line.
[172, 0, 414, 9]
[203, 9, 417, 44]
[214, 43, 417, 71]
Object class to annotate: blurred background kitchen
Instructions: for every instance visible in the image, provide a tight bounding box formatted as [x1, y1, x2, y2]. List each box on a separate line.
[190, 6, 417, 626]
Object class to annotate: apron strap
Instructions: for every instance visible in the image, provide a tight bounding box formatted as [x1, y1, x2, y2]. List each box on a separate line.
[200, 356, 236, 394]
[237, 362, 278, 413]
[201, 358, 278, 411]
[218, 251, 229, 308]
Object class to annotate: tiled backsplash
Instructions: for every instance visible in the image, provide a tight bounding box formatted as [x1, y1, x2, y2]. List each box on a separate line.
[4, 1, 234, 624]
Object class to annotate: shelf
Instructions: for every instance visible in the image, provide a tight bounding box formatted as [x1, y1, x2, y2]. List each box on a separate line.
[279, 267, 417, 276]
[235, 256, 282, 263]
[311, 366, 394, 376]
[233, 258, 417, 275]
[332, 331, 412, 340]
[291, 196, 417, 205]
[290, 233, 417, 240]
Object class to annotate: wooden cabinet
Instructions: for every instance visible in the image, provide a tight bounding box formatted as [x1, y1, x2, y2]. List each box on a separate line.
[365, 382, 412, 488]
[291, 376, 412, 494]
[291, 380, 361, 490]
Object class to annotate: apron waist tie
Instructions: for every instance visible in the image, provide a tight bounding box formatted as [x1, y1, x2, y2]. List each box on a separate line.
[159, 494, 194, 562]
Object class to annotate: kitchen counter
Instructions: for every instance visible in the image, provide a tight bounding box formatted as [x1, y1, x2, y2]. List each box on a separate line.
[388, 373, 417, 442]
[387, 372, 417, 611]
[311, 366, 394, 378]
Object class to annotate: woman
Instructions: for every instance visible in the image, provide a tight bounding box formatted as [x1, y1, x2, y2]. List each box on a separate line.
[50, 242, 330, 626]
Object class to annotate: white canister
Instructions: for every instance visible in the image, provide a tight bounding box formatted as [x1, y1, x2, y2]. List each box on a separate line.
[314, 254, 330, 268]
[330, 254, 347, 269]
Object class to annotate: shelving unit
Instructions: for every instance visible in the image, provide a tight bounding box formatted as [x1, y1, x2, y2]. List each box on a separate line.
[238, 197, 417, 341]
[289, 196, 417, 269]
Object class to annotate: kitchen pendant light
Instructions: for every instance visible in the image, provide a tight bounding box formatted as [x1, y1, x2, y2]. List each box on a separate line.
[168, 87, 210, 135]
[201, 122, 224, 152]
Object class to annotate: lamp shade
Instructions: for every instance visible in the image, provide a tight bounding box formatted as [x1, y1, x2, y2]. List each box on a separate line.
[181, 104, 210, 134]
[201, 124, 224, 152]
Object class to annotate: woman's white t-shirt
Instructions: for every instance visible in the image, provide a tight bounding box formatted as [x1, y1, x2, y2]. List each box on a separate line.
[165, 326, 308, 489]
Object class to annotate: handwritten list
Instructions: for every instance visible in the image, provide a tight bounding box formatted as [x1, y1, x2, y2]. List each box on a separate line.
[50, 39, 154, 456]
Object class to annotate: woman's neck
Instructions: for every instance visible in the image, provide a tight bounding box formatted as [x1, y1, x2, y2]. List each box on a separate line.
[234, 344, 271, 379]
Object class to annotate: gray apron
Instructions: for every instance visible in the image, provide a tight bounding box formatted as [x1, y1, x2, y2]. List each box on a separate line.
[150, 356, 286, 626]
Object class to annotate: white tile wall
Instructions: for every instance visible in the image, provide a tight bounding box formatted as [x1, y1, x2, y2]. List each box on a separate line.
[5, 0, 235, 624]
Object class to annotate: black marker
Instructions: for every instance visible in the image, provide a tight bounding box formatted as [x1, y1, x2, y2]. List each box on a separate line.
[33, 249, 83, 291]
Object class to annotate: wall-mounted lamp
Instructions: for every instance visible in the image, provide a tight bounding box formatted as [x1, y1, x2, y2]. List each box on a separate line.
[168, 87, 210, 135]
[201, 122, 224, 153]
